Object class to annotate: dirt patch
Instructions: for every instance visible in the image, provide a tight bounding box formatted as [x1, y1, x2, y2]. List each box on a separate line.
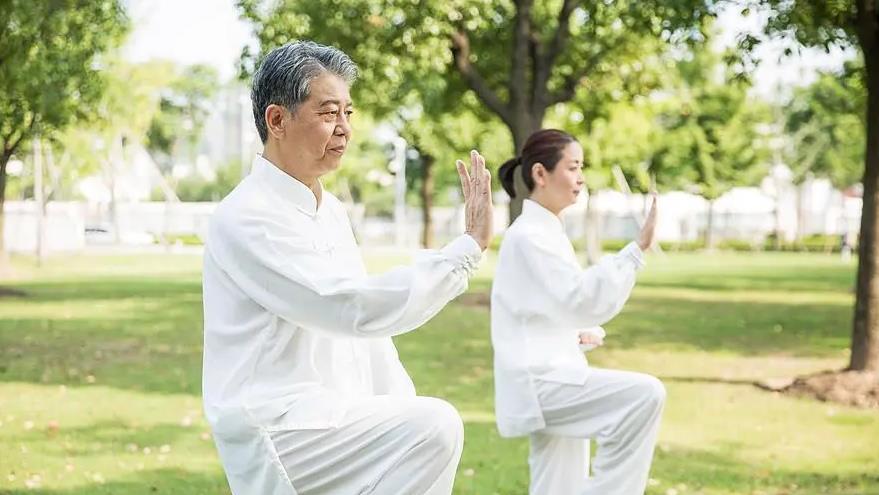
[457, 292, 490, 309]
[0, 287, 27, 298]
[762, 370, 879, 409]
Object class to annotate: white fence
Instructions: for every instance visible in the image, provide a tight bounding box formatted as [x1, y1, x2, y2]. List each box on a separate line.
[2, 180, 864, 254]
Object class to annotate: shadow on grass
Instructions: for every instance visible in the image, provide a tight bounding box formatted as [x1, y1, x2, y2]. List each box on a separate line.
[637, 264, 855, 294]
[0, 468, 230, 495]
[9, 277, 201, 302]
[1, 420, 208, 458]
[450, 285, 851, 357]
[0, 277, 205, 396]
[454, 422, 879, 495]
[609, 295, 850, 356]
[651, 444, 879, 495]
[658, 375, 760, 386]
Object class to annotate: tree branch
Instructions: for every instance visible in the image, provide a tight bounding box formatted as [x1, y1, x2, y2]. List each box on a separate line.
[533, 0, 579, 114]
[1, 113, 35, 159]
[530, 31, 545, 113]
[510, 0, 534, 116]
[544, 0, 579, 75]
[547, 51, 604, 106]
[450, 30, 513, 126]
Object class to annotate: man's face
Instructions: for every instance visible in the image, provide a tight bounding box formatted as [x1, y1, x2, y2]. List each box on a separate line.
[278, 72, 353, 177]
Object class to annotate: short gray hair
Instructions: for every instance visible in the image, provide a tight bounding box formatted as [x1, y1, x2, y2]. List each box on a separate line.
[251, 41, 359, 143]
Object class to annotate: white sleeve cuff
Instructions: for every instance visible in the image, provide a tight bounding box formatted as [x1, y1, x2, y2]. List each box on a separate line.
[578, 326, 606, 352]
[441, 234, 483, 276]
[620, 241, 646, 270]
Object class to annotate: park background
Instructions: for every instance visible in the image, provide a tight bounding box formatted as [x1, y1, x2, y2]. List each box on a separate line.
[1, 0, 878, 493]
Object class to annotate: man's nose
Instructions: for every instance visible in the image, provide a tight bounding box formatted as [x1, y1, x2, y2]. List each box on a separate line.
[336, 113, 352, 137]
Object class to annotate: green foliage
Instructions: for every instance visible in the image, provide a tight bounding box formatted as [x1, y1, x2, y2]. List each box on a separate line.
[784, 60, 866, 188]
[41, 59, 177, 203]
[146, 65, 221, 172]
[403, 109, 513, 207]
[0, 0, 128, 157]
[164, 233, 204, 246]
[168, 159, 244, 202]
[236, 0, 713, 143]
[764, 233, 850, 253]
[758, 1, 859, 50]
[651, 43, 771, 199]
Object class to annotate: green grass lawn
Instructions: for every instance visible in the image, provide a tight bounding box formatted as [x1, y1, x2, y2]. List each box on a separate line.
[1, 250, 877, 494]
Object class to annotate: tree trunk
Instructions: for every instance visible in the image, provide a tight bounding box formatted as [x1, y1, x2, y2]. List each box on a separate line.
[795, 182, 805, 243]
[773, 195, 783, 250]
[850, 33, 879, 372]
[33, 138, 46, 265]
[109, 135, 123, 244]
[0, 149, 11, 265]
[420, 154, 435, 248]
[508, 119, 541, 224]
[705, 199, 716, 250]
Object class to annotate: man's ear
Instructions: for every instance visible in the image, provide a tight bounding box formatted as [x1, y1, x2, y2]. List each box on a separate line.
[265, 104, 288, 140]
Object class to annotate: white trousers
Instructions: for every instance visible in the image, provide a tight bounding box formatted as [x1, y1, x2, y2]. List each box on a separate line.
[529, 368, 666, 495]
[268, 395, 464, 495]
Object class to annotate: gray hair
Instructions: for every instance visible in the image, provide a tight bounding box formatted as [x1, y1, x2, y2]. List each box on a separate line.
[251, 41, 359, 143]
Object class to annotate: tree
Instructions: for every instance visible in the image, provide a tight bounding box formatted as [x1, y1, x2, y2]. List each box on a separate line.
[146, 64, 220, 173]
[784, 61, 865, 239]
[550, 40, 672, 261]
[237, 0, 713, 222]
[650, 44, 771, 248]
[748, 0, 879, 373]
[0, 0, 128, 259]
[401, 107, 511, 247]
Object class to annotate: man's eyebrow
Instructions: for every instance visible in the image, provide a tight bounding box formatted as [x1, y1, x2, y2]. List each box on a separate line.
[318, 99, 353, 107]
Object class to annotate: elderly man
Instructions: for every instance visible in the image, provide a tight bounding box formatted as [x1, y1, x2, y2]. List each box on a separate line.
[201, 41, 493, 495]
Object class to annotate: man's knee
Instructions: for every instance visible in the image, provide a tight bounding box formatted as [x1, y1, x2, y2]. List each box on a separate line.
[404, 397, 463, 457]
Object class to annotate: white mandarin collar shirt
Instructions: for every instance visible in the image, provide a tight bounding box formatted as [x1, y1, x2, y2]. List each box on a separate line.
[490, 199, 644, 437]
[202, 155, 482, 492]
[253, 154, 320, 216]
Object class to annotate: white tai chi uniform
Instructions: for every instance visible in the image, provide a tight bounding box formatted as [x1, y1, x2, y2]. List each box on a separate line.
[491, 199, 665, 495]
[202, 155, 482, 495]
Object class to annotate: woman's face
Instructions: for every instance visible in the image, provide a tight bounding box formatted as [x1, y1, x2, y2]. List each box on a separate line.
[533, 141, 585, 214]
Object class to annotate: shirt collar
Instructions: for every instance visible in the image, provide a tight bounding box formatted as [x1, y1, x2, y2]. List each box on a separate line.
[521, 199, 565, 232]
[250, 154, 321, 216]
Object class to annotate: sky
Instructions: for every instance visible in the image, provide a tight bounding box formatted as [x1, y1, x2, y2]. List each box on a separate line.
[122, 0, 853, 98]
[122, 0, 255, 80]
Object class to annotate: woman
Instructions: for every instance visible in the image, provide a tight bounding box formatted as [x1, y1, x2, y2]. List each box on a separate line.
[491, 129, 664, 495]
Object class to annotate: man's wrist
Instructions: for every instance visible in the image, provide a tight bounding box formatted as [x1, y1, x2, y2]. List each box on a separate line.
[465, 231, 488, 251]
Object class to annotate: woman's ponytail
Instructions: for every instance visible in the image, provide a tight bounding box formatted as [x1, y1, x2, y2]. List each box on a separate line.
[498, 156, 521, 197]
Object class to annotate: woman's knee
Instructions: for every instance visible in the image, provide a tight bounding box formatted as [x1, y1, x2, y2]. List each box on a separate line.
[638, 374, 666, 409]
